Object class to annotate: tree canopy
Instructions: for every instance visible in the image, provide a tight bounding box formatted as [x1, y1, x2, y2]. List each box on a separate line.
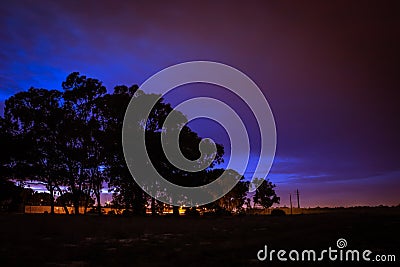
[0, 72, 279, 215]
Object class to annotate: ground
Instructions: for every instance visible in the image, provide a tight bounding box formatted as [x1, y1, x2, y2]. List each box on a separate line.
[0, 208, 399, 266]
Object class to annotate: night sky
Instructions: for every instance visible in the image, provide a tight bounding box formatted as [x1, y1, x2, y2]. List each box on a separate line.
[1, 1, 399, 207]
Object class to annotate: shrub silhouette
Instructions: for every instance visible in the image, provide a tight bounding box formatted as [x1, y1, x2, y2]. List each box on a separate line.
[271, 209, 286, 216]
[108, 210, 116, 216]
[184, 207, 200, 216]
[122, 209, 134, 216]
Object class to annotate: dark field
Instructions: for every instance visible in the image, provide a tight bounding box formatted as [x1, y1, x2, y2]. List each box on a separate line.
[0, 209, 399, 267]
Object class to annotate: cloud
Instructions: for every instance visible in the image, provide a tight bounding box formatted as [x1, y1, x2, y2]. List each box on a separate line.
[0, 1, 399, 206]
[275, 171, 400, 207]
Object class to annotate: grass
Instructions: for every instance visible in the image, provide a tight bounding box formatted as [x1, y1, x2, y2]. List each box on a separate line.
[0, 208, 399, 266]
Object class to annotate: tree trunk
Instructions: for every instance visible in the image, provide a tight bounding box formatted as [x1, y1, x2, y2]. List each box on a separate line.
[96, 191, 102, 215]
[73, 193, 80, 215]
[63, 206, 69, 215]
[58, 196, 69, 215]
[151, 197, 156, 216]
[55, 185, 69, 215]
[133, 184, 145, 215]
[74, 180, 82, 215]
[173, 206, 179, 216]
[83, 190, 90, 215]
[83, 202, 88, 215]
[74, 202, 80, 214]
[49, 186, 55, 215]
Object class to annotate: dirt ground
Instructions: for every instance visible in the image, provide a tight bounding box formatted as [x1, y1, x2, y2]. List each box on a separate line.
[0, 209, 399, 266]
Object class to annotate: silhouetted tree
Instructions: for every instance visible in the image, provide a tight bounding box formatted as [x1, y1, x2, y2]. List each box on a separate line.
[3, 88, 65, 214]
[104, 87, 224, 215]
[200, 169, 249, 214]
[55, 190, 94, 208]
[217, 172, 249, 213]
[61, 72, 107, 214]
[99, 85, 147, 214]
[143, 96, 224, 216]
[28, 192, 53, 206]
[0, 72, 229, 217]
[0, 180, 33, 212]
[253, 178, 280, 209]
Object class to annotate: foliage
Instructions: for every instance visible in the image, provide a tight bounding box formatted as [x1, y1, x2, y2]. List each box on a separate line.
[0, 72, 280, 215]
[0, 180, 32, 212]
[253, 178, 280, 209]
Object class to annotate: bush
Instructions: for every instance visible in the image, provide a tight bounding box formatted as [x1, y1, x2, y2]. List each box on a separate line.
[184, 207, 200, 216]
[236, 209, 246, 216]
[214, 207, 232, 216]
[202, 207, 231, 216]
[122, 209, 133, 216]
[107, 210, 116, 216]
[271, 209, 286, 216]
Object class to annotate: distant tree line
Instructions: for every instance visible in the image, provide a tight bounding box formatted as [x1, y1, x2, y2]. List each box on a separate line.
[0, 72, 279, 215]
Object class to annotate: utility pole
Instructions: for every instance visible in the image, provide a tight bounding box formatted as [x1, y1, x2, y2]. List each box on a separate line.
[289, 194, 293, 215]
[296, 189, 300, 209]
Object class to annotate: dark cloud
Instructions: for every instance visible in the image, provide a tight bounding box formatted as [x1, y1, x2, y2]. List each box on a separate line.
[0, 0, 399, 206]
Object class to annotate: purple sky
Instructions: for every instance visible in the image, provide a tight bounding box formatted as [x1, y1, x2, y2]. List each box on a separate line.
[1, 0, 399, 207]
